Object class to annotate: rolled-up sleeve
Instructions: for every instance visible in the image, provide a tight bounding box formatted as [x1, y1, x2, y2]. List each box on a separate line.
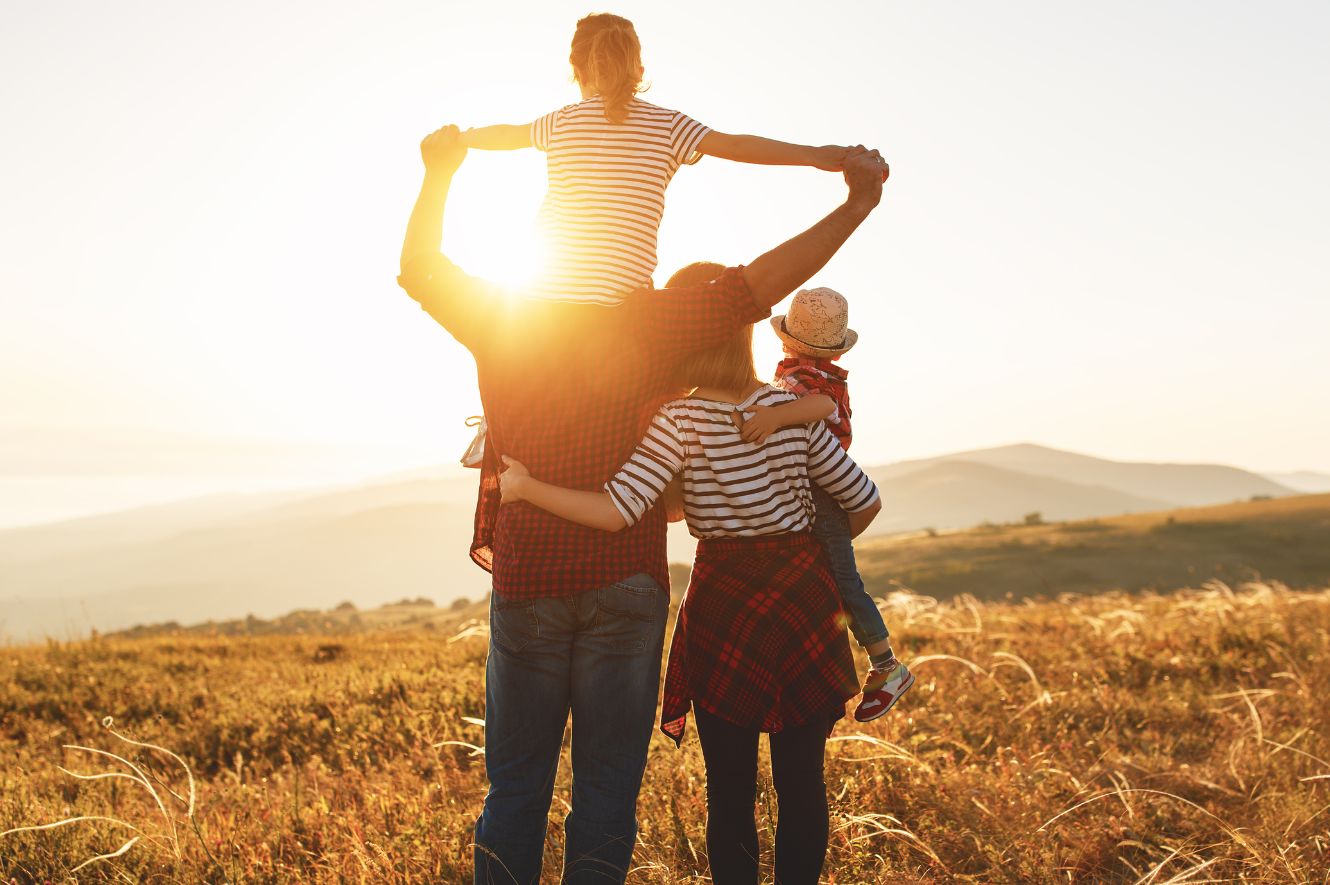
[806, 421, 878, 512]
[605, 410, 686, 527]
[397, 253, 499, 354]
[628, 266, 769, 366]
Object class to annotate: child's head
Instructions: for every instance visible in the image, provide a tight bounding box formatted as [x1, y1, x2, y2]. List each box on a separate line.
[570, 13, 644, 125]
[770, 287, 858, 361]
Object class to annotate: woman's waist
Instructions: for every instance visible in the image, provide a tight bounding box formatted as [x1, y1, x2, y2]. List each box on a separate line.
[694, 530, 817, 554]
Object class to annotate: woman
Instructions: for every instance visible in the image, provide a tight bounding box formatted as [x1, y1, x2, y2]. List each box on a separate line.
[497, 264, 882, 884]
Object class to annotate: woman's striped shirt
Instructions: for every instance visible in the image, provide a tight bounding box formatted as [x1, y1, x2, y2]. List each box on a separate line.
[529, 97, 710, 306]
[605, 385, 880, 538]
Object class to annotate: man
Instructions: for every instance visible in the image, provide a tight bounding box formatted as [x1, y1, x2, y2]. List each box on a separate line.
[397, 124, 887, 884]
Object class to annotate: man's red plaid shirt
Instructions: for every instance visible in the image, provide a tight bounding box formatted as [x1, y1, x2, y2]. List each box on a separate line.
[398, 254, 768, 600]
[773, 357, 854, 450]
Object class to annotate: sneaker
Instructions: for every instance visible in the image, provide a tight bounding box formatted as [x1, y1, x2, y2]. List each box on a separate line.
[854, 661, 915, 722]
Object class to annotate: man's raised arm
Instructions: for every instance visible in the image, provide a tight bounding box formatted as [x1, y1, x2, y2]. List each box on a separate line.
[398, 125, 497, 351]
[742, 147, 888, 310]
[400, 125, 465, 272]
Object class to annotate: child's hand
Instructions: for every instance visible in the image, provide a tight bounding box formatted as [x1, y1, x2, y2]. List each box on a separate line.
[812, 145, 851, 172]
[499, 455, 530, 503]
[735, 405, 782, 445]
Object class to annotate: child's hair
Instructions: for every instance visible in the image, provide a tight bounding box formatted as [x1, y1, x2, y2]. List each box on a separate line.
[570, 13, 644, 125]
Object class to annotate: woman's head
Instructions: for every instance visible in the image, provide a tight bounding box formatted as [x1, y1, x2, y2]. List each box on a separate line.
[664, 261, 757, 395]
[675, 323, 756, 396]
[570, 13, 644, 125]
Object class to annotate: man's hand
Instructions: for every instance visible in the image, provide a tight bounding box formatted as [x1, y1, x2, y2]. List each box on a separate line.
[733, 405, 782, 445]
[499, 455, 530, 503]
[842, 145, 888, 209]
[420, 124, 466, 175]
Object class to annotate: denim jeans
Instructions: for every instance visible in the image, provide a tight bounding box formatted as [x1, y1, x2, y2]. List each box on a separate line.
[473, 573, 669, 885]
[810, 485, 890, 648]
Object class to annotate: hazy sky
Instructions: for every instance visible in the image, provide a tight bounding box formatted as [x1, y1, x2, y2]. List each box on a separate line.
[2, 0, 1328, 522]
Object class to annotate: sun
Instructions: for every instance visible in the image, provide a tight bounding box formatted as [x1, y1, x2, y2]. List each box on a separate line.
[442, 152, 549, 293]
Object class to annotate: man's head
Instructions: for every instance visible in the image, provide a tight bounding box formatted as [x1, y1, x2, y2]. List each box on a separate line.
[665, 261, 725, 288]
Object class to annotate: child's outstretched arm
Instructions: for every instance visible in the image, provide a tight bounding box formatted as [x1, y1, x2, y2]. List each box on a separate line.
[459, 124, 533, 151]
[499, 457, 628, 532]
[698, 132, 847, 170]
[737, 395, 836, 444]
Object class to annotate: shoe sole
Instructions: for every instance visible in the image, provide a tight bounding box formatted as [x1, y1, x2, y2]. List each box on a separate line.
[853, 670, 916, 723]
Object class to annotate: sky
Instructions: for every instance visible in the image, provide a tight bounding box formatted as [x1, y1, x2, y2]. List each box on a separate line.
[1, 0, 1328, 527]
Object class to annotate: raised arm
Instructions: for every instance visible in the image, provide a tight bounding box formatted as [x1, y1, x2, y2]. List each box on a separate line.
[742, 147, 888, 311]
[459, 124, 533, 151]
[737, 395, 836, 444]
[698, 132, 846, 170]
[400, 125, 465, 271]
[499, 458, 628, 532]
[397, 125, 498, 351]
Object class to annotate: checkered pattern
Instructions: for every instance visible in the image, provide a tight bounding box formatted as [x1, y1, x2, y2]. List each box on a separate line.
[774, 357, 854, 450]
[398, 254, 768, 600]
[660, 533, 859, 744]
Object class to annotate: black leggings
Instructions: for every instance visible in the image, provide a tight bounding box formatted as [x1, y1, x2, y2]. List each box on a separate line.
[694, 707, 830, 885]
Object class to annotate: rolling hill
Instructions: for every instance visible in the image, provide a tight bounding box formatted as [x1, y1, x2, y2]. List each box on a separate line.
[0, 444, 1312, 640]
[855, 492, 1330, 601]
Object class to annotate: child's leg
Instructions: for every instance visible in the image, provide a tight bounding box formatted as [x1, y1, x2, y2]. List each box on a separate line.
[809, 485, 892, 660]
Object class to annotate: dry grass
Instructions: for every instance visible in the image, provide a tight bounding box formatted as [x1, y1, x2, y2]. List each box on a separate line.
[3, 582, 1330, 883]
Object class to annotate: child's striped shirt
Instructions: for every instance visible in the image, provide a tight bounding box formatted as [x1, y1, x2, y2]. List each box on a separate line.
[605, 385, 879, 537]
[530, 96, 710, 305]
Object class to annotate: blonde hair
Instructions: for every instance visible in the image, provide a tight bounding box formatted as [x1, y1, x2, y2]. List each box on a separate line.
[676, 324, 757, 395]
[570, 13, 644, 125]
[663, 261, 758, 394]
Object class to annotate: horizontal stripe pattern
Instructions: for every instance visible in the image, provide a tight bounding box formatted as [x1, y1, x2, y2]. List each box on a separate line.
[606, 386, 880, 538]
[530, 97, 710, 306]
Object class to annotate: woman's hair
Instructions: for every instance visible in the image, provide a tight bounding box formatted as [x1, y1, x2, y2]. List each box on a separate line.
[570, 13, 644, 125]
[676, 324, 757, 396]
[664, 261, 756, 394]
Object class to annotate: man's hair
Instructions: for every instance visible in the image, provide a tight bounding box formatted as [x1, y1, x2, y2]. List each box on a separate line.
[570, 14, 644, 125]
[665, 261, 725, 288]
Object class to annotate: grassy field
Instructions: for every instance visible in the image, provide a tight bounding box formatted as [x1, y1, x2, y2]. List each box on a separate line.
[857, 493, 1330, 601]
[4, 580, 1330, 882]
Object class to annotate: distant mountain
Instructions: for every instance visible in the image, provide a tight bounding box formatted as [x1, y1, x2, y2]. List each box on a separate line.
[862, 459, 1173, 533]
[0, 443, 1308, 640]
[876, 443, 1295, 507]
[1264, 471, 1330, 494]
[0, 481, 488, 642]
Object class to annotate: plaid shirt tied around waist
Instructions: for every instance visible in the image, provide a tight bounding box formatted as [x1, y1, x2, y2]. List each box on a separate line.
[661, 532, 859, 743]
[398, 254, 768, 601]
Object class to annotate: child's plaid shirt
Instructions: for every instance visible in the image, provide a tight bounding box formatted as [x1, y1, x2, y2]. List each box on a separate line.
[773, 357, 853, 450]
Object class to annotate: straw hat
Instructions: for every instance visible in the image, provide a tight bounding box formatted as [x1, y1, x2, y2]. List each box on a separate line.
[770, 287, 858, 359]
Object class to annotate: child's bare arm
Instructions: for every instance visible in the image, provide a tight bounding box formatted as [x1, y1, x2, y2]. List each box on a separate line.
[459, 124, 533, 151]
[698, 132, 847, 170]
[499, 457, 628, 533]
[737, 394, 837, 444]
